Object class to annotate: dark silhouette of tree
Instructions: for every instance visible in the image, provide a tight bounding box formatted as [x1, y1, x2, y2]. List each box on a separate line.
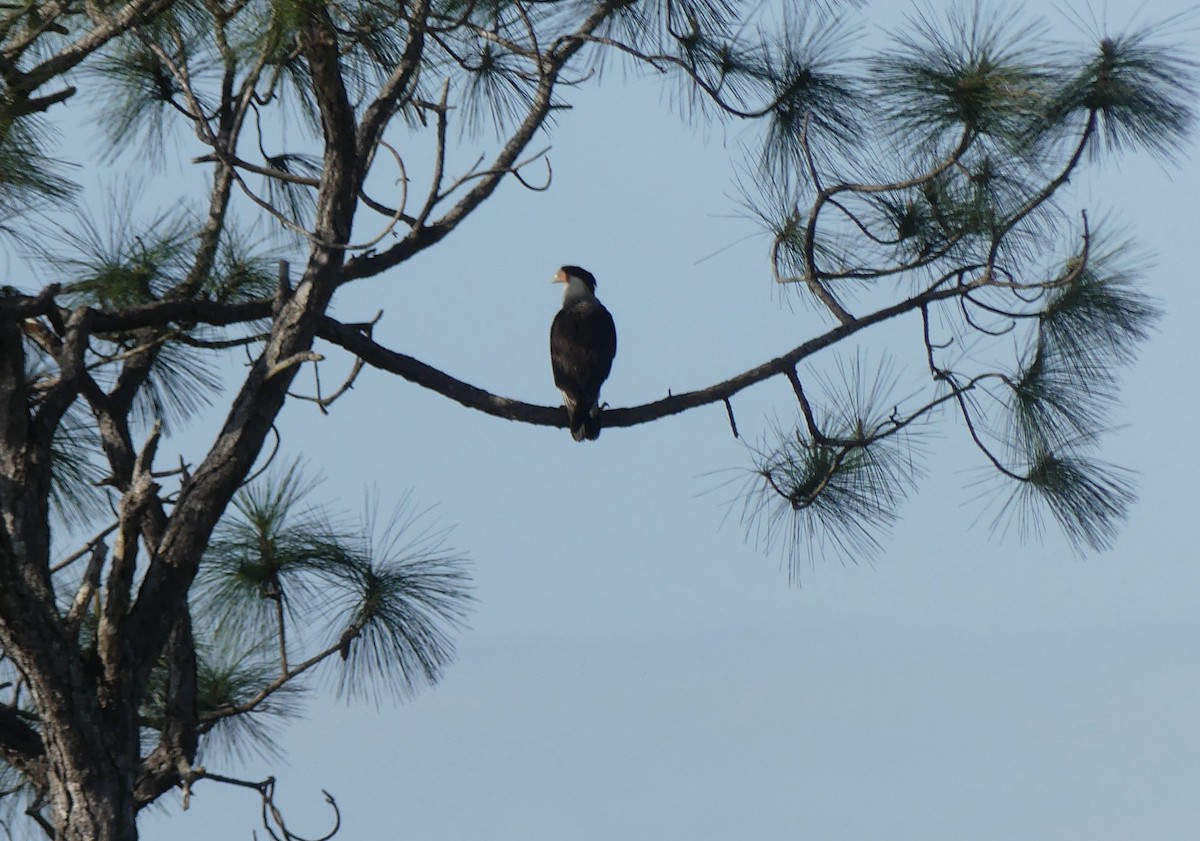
[0, 0, 1193, 838]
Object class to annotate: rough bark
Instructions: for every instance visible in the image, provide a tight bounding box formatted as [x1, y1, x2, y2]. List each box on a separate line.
[43, 722, 139, 841]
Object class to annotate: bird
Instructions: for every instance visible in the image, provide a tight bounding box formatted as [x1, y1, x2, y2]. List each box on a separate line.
[550, 265, 617, 441]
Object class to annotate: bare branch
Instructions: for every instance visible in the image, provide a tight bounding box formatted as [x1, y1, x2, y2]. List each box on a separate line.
[578, 35, 799, 120]
[341, 0, 617, 283]
[357, 0, 430, 160]
[357, 139, 412, 224]
[290, 313, 376, 414]
[134, 613, 198, 808]
[4, 0, 174, 97]
[0, 285, 62, 319]
[266, 352, 325, 380]
[228, 164, 411, 252]
[88, 298, 272, 333]
[722, 397, 738, 439]
[785, 368, 828, 444]
[191, 152, 320, 188]
[317, 276, 988, 432]
[413, 79, 452, 229]
[100, 422, 163, 682]
[32, 307, 92, 440]
[988, 113, 1098, 269]
[63, 542, 106, 636]
[50, 523, 119, 574]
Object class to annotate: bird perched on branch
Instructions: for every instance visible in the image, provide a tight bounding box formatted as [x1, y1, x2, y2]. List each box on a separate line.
[550, 265, 617, 441]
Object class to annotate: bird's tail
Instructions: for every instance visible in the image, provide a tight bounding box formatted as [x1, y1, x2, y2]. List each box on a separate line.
[568, 402, 601, 441]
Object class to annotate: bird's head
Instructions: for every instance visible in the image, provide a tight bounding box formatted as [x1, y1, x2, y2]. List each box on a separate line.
[553, 265, 597, 293]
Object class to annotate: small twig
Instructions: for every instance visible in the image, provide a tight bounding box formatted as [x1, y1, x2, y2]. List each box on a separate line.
[228, 169, 407, 252]
[414, 79, 453, 227]
[289, 313, 381, 413]
[85, 330, 179, 371]
[959, 294, 1016, 337]
[23, 805, 52, 840]
[274, 260, 292, 316]
[50, 523, 119, 573]
[190, 151, 320, 187]
[769, 230, 854, 325]
[240, 426, 282, 489]
[199, 639, 348, 726]
[273, 587, 288, 676]
[510, 154, 552, 192]
[176, 331, 271, 350]
[435, 146, 552, 201]
[784, 368, 828, 445]
[722, 397, 738, 439]
[182, 770, 341, 841]
[919, 304, 948, 380]
[265, 351, 324, 380]
[825, 196, 900, 246]
[375, 139, 411, 221]
[949, 381, 1026, 482]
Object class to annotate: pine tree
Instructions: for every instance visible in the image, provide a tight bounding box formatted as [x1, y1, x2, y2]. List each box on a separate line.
[0, 1, 1193, 838]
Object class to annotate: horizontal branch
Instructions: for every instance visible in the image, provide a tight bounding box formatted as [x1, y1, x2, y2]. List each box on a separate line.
[317, 277, 984, 432]
[3, 290, 273, 335]
[316, 317, 564, 426]
[191, 152, 320, 187]
[0, 285, 62, 318]
[86, 298, 271, 333]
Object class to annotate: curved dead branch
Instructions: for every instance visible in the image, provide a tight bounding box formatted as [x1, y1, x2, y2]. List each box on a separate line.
[316, 277, 986, 433]
[169, 770, 341, 841]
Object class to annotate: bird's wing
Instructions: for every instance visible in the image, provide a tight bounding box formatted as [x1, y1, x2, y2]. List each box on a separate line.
[551, 302, 617, 399]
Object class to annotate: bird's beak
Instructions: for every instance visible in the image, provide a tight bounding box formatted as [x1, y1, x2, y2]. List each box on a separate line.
[551, 270, 566, 284]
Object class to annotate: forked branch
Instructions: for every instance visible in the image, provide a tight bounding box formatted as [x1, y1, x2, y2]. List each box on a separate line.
[177, 770, 340, 841]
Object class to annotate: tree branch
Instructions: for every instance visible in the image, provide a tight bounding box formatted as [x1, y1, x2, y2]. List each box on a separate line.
[99, 423, 162, 683]
[0, 704, 45, 783]
[135, 612, 198, 807]
[89, 298, 272, 333]
[340, 0, 618, 283]
[356, 0, 430, 161]
[4, 0, 175, 99]
[316, 276, 988, 432]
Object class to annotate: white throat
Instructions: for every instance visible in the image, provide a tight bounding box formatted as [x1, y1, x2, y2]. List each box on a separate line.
[561, 276, 596, 305]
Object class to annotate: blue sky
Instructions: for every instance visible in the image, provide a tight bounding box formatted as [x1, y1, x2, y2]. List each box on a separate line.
[63, 0, 1198, 838]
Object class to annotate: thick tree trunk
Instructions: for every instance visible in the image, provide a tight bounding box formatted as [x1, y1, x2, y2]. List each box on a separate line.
[30, 655, 142, 841]
[44, 727, 139, 841]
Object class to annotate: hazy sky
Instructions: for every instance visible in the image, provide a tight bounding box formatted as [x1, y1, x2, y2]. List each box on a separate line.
[80, 1, 1200, 838]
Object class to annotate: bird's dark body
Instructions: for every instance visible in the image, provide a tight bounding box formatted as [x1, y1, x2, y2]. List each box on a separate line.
[550, 273, 617, 441]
